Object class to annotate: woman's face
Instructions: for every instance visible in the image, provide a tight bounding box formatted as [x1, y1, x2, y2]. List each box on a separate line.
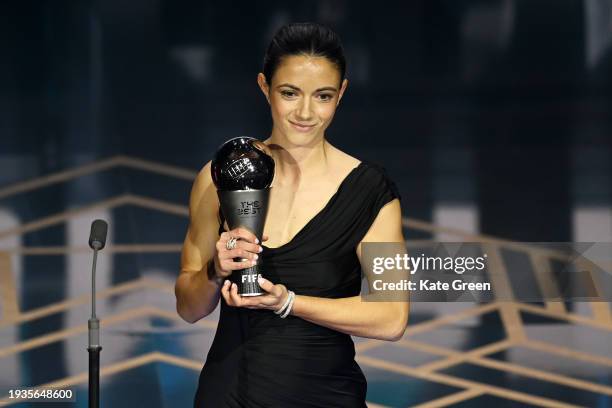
[258, 55, 348, 147]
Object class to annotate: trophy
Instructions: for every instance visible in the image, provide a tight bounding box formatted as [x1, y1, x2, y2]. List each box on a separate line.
[211, 137, 275, 296]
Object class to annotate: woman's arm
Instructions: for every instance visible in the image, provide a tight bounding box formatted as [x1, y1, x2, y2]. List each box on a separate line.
[290, 199, 409, 341]
[176, 161, 263, 323]
[175, 161, 223, 323]
[223, 198, 410, 341]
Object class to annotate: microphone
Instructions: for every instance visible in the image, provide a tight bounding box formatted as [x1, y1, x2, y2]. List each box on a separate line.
[89, 219, 108, 250]
[87, 219, 107, 408]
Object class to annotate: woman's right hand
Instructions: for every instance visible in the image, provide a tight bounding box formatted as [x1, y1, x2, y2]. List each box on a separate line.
[213, 228, 264, 280]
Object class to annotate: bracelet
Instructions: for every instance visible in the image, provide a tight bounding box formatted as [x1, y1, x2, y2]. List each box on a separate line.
[274, 290, 293, 315]
[280, 291, 295, 318]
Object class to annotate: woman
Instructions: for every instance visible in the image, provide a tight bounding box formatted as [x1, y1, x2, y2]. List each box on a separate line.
[175, 22, 409, 407]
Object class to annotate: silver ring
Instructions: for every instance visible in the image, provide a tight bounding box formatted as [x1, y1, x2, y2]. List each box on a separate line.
[225, 237, 238, 251]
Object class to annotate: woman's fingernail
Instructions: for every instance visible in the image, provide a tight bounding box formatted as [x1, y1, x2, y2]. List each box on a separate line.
[257, 276, 265, 284]
[251, 260, 257, 266]
[224, 280, 230, 286]
[254, 254, 259, 260]
[259, 246, 263, 253]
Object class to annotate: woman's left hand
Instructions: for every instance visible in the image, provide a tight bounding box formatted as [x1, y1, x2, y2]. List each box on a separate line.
[221, 277, 288, 312]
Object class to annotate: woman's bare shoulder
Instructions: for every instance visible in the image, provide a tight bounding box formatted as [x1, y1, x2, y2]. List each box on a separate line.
[327, 143, 361, 171]
[189, 160, 219, 220]
[192, 161, 213, 195]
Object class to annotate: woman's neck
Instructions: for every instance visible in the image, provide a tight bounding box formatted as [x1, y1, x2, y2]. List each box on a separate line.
[264, 134, 331, 187]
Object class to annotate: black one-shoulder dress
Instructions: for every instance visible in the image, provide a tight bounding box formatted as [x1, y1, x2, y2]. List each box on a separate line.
[194, 161, 400, 408]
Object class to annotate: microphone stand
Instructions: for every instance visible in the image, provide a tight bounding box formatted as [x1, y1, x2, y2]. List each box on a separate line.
[88, 245, 102, 408]
[88, 218, 107, 408]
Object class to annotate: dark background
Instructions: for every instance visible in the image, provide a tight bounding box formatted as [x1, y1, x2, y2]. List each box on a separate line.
[2, 0, 611, 241]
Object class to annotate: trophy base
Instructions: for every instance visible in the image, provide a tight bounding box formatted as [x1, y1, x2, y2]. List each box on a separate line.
[234, 264, 265, 297]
